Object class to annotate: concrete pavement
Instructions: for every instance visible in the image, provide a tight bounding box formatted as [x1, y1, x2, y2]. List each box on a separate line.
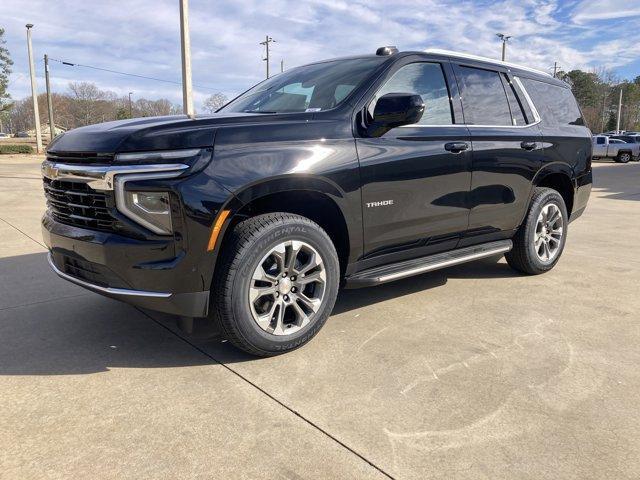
[1, 154, 639, 479]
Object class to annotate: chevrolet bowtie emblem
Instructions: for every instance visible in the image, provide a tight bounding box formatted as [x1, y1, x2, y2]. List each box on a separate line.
[42, 163, 59, 179]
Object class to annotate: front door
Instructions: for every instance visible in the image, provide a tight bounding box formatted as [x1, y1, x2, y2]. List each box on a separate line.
[356, 61, 472, 266]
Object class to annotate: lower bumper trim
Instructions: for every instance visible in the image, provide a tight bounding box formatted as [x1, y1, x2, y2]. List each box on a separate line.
[47, 253, 210, 317]
[48, 253, 171, 298]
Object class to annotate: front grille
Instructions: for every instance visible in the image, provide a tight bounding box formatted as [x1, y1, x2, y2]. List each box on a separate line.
[43, 177, 118, 231]
[46, 151, 114, 164]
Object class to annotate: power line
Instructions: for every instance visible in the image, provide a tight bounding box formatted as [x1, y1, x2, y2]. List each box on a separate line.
[48, 57, 219, 92]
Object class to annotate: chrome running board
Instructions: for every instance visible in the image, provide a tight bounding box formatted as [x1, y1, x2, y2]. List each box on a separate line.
[346, 240, 513, 288]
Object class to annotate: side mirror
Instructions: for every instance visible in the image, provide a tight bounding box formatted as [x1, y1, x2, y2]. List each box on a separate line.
[367, 93, 425, 138]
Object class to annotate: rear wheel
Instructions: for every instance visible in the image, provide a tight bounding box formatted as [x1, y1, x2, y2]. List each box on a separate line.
[211, 213, 340, 356]
[506, 187, 568, 275]
[616, 152, 631, 163]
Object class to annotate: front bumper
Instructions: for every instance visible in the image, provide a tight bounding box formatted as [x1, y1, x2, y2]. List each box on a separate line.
[47, 252, 209, 316]
[43, 214, 211, 317]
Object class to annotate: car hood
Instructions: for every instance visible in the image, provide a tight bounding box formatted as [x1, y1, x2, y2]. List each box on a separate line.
[47, 112, 309, 155]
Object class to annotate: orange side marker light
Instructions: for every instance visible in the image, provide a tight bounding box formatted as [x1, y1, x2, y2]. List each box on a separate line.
[207, 209, 231, 251]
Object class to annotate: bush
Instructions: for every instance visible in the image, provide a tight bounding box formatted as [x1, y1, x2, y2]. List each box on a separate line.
[0, 144, 34, 154]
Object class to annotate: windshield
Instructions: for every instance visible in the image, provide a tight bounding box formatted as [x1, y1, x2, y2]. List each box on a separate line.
[220, 57, 387, 114]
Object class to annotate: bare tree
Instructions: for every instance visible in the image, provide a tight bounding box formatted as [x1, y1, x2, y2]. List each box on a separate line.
[134, 98, 181, 117]
[202, 93, 228, 113]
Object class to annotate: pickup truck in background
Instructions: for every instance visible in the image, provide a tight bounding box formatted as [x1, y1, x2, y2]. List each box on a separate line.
[592, 135, 640, 163]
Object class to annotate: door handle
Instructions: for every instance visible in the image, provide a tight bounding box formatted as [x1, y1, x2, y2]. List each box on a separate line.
[520, 141, 537, 150]
[444, 142, 469, 154]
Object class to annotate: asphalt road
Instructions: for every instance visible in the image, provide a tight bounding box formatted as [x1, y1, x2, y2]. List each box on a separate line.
[1, 155, 639, 479]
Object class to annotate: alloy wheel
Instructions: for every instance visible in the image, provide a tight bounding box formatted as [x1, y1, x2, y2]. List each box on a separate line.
[534, 202, 563, 262]
[248, 240, 326, 335]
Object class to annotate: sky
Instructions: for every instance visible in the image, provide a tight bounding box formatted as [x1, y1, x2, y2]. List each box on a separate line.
[2, 0, 640, 111]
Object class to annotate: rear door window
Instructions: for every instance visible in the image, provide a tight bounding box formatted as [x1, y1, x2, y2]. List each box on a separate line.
[501, 74, 528, 125]
[454, 66, 513, 126]
[520, 78, 585, 127]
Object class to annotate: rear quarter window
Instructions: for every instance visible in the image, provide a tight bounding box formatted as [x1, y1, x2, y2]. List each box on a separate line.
[520, 78, 585, 127]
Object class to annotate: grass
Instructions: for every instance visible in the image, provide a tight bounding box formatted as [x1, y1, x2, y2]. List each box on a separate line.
[0, 145, 34, 154]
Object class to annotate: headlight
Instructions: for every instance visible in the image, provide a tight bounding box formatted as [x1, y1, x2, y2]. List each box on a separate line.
[114, 170, 186, 235]
[122, 191, 173, 234]
[112, 148, 212, 235]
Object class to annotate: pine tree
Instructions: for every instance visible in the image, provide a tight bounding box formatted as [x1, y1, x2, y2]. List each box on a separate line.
[0, 28, 13, 113]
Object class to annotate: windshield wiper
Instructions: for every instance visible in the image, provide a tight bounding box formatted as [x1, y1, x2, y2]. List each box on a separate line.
[243, 110, 278, 114]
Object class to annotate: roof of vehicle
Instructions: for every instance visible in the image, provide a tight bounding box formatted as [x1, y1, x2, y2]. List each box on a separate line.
[274, 48, 567, 88]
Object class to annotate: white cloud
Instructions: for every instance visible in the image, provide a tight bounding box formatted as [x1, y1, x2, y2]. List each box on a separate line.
[2, 0, 640, 112]
[572, 0, 640, 23]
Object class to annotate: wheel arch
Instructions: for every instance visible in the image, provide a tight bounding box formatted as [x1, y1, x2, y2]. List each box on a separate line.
[218, 176, 356, 279]
[531, 163, 575, 216]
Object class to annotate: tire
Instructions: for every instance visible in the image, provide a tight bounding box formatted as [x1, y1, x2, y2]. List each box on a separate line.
[506, 187, 568, 275]
[211, 213, 340, 356]
[616, 151, 631, 163]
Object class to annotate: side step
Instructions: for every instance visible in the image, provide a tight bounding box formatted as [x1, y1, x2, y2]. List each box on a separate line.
[346, 240, 513, 288]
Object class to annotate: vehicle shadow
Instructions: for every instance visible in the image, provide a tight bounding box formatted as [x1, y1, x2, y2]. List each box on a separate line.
[153, 254, 520, 364]
[0, 252, 520, 374]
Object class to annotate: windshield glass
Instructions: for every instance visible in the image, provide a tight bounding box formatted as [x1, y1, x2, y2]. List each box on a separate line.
[220, 57, 387, 114]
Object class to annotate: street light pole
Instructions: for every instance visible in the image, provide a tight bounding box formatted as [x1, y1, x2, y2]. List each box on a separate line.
[128, 92, 133, 118]
[179, 0, 195, 118]
[44, 54, 55, 141]
[616, 88, 623, 134]
[26, 24, 43, 153]
[496, 33, 511, 61]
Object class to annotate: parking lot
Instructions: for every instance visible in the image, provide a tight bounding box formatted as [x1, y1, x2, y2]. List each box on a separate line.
[1, 154, 639, 479]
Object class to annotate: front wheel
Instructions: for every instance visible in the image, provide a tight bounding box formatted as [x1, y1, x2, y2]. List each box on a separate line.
[211, 213, 340, 356]
[506, 187, 568, 275]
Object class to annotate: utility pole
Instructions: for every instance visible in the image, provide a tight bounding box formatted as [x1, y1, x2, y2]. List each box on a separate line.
[616, 87, 622, 134]
[280, 58, 284, 73]
[26, 24, 43, 153]
[128, 92, 133, 118]
[601, 90, 608, 133]
[552, 62, 560, 78]
[179, 0, 195, 118]
[260, 35, 276, 78]
[496, 33, 511, 61]
[44, 54, 55, 141]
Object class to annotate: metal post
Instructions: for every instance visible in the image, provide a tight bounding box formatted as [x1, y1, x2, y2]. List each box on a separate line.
[260, 36, 275, 79]
[44, 54, 55, 141]
[26, 24, 43, 153]
[616, 88, 622, 133]
[280, 59, 284, 73]
[179, 0, 195, 118]
[496, 33, 511, 62]
[128, 92, 133, 118]
[601, 91, 607, 133]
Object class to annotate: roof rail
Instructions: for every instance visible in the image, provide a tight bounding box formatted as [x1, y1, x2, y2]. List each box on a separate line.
[424, 49, 553, 78]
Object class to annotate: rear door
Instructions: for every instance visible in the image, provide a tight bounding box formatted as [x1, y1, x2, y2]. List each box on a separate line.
[451, 63, 544, 242]
[356, 59, 472, 266]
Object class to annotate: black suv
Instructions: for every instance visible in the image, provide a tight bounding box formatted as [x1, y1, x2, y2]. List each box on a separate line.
[42, 47, 592, 355]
